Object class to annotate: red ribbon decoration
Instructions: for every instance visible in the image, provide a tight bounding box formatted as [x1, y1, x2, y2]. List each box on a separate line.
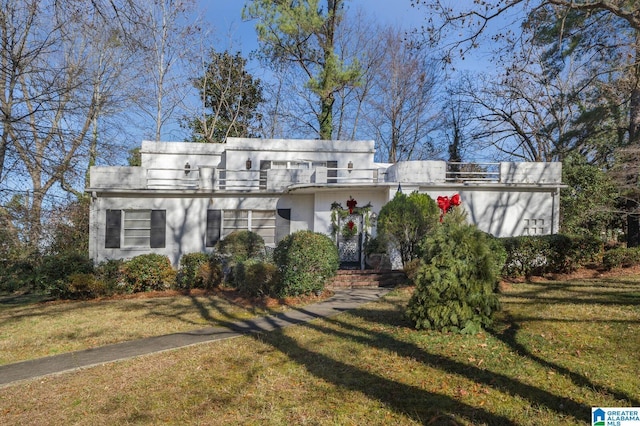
[347, 220, 355, 230]
[346, 197, 357, 214]
[437, 193, 461, 221]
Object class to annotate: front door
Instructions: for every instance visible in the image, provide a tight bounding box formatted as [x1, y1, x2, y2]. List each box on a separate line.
[337, 213, 363, 269]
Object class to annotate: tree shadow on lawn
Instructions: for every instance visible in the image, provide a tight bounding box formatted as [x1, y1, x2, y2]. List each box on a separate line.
[325, 309, 594, 424]
[252, 323, 518, 425]
[501, 282, 640, 307]
[487, 313, 640, 407]
[219, 299, 594, 425]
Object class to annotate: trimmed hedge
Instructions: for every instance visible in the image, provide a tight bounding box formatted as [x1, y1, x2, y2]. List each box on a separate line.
[602, 247, 640, 270]
[273, 230, 339, 297]
[234, 259, 278, 297]
[176, 252, 210, 289]
[217, 230, 265, 262]
[120, 253, 176, 292]
[500, 234, 602, 278]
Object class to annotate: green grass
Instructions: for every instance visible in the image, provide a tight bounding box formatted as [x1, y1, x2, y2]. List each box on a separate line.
[0, 289, 295, 365]
[1, 275, 639, 425]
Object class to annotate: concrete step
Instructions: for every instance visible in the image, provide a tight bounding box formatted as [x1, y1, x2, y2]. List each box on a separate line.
[328, 270, 407, 289]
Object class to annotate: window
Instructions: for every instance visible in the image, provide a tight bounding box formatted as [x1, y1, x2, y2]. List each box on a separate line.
[260, 160, 313, 189]
[124, 210, 151, 246]
[206, 209, 278, 246]
[523, 218, 545, 235]
[104, 209, 165, 248]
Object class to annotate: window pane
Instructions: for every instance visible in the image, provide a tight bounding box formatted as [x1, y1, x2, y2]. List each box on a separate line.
[123, 210, 151, 247]
[252, 211, 275, 245]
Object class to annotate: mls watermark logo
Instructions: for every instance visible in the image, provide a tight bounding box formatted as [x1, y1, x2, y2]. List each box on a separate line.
[592, 408, 640, 426]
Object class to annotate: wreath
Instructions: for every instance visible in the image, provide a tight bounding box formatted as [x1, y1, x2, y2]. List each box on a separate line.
[330, 197, 372, 240]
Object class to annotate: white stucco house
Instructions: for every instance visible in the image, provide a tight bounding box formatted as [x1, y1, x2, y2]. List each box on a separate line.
[87, 138, 563, 268]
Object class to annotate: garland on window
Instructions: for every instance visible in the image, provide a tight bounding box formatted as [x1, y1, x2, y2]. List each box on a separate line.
[330, 196, 372, 239]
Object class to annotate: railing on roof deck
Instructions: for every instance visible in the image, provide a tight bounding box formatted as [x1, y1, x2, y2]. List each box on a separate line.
[326, 167, 387, 184]
[144, 162, 500, 190]
[445, 162, 500, 182]
[146, 167, 200, 189]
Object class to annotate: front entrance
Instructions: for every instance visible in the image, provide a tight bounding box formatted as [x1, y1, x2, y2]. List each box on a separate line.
[337, 212, 363, 269]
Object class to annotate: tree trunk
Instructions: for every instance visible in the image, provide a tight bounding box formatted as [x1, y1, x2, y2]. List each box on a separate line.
[627, 32, 640, 246]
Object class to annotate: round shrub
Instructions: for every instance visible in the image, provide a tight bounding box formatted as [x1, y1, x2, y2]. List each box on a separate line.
[95, 259, 126, 294]
[120, 253, 176, 292]
[273, 230, 339, 297]
[195, 255, 224, 289]
[217, 230, 265, 262]
[234, 259, 278, 297]
[377, 191, 440, 267]
[602, 246, 640, 270]
[406, 209, 502, 334]
[177, 252, 210, 289]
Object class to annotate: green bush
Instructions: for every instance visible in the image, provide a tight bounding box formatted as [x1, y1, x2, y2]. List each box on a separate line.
[406, 209, 502, 334]
[217, 230, 265, 262]
[197, 255, 224, 289]
[377, 191, 440, 267]
[0, 260, 36, 292]
[234, 259, 278, 297]
[120, 254, 176, 292]
[47, 273, 110, 300]
[501, 234, 603, 278]
[273, 230, 339, 297]
[364, 236, 387, 255]
[35, 253, 94, 290]
[602, 247, 640, 270]
[177, 252, 210, 289]
[501, 236, 549, 278]
[95, 259, 126, 294]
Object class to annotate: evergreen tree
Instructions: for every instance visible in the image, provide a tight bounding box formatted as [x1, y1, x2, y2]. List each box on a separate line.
[184, 50, 264, 143]
[406, 208, 502, 334]
[243, 0, 361, 140]
[377, 191, 440, 267]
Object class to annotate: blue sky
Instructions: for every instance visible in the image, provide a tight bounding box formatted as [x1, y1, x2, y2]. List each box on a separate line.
[200, 0, 426, 57]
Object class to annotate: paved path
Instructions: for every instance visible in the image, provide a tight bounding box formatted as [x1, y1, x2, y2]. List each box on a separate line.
[0, 287, 390, 387]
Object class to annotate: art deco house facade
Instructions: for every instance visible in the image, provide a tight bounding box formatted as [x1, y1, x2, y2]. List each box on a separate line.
[87, 138, 563, 268]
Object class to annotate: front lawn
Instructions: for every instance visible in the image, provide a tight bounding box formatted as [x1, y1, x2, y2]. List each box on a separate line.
[1, 273, 639, 425]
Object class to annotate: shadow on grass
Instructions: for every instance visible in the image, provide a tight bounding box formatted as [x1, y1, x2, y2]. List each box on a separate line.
[501, 281, 640, 307]
[212, 293, 594, 425]
[329, 309, 592, 424]
[487, 313, 640, 406]
[254, 326, 517, 425]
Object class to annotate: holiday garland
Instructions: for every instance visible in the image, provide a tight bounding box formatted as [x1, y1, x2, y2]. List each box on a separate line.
[330, 197, 372, 239]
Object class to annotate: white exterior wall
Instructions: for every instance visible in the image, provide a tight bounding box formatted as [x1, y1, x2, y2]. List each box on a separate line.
[87, 138, 564, 267]
[90, 194, 286, 265]
[90, 195, 211, 265]
[419, 187, 559, 238]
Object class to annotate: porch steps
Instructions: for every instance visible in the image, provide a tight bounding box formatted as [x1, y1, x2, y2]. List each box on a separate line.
[328, 270, 407, 289]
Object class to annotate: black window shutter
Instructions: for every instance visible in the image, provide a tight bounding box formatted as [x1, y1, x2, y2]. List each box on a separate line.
[206, 210, 221, 247]
[150, 210, 166, 248]
[327, 160, 337, 183]
[276, 208, 291, 243]
[105, 210, 121, 248]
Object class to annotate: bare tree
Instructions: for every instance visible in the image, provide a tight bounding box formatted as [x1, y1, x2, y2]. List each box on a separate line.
[0, 0, 61, 186]
[412, 0, 640, 145]
[363, 26, 442, 163]
[0, 1, 147, 251]
[136, 0, 202, 141]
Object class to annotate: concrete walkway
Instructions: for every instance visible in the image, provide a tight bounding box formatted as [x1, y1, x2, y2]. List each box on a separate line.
[0, 287, 391, 387]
